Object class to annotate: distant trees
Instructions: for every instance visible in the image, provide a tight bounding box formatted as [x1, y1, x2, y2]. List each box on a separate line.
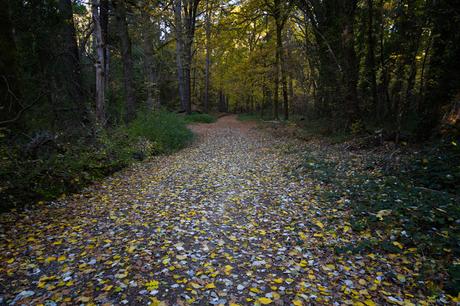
[1, 0, 459, 139]
[209, 0, 460, 137]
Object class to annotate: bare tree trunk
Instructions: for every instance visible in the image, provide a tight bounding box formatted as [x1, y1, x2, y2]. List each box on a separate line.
[114, 0, 136, 122]
[58, 0, 85, 120]
[182, 0, 201, 114]
[100, 0, 109, 91]
[366, 0, 378, 115]
[174, 0, 186, 111]
[183, 39, 192, 114]
[92, 0, 106, 126]
[204, 0, 211, 113]
[273, 25, 280, 120]
[0, 0, 22, 127]
[342, 0, 359, 124]
[276, 22, 289, 121]
[141, 9, 159, 111]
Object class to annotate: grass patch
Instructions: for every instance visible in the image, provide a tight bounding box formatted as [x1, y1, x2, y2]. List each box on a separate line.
[184, 112, 217, 124]
[0, 111, 193, 212]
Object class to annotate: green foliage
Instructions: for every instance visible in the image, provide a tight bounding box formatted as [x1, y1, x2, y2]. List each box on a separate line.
[293, 143, 460, 294]
[126, 111, 194, 154]
[183, 113, 217, 124]
[0, 111, 193, 212]
[237, 113, 262, 122]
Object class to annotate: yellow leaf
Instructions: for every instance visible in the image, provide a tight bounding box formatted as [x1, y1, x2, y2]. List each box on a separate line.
[189, 282, 201, 289]
[250, 287, 260, 293]
[392, 241, 404, 249]
[397, 274, 406, 282]
[6, 258, 14, 264]
[364, 300, 376, 306]
[57, 255, 66, 262]
[229, 303, 241, 306]
[258, 297, 273, 305]
[314, 220, 324, 229]
[103, 285, 113, 291]
[358, 279, 367, 286]
[205, 283, 216, 289]
[273, 278, 283, 284]
[376, 209, 392, 221]
[343, 225, 351, 233]
[293, 300, 303, 306]
[149, 297, 165, 306]
[224, 265, 233, 274]
[145, 280, 159, 290]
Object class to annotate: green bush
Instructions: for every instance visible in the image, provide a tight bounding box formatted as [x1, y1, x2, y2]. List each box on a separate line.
[184, 112, 217, 124]
[126, 110, 194, 154]
[237, 113, 261, 122]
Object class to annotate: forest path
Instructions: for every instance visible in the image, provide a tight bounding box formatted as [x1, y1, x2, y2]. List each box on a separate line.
[1, 116, 428, 305]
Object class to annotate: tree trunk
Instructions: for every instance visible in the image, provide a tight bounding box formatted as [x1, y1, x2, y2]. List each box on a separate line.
[58, 0, 85, 120]
[100, 0, 109, 91]
[183, 40, 192, 114]
[276, 22, 289, 121]
[204, 0, 211, 113]
[92, 0, 106, 126]
[366, 0, 378, 115]
[0, 0, 21, 127]
[114, 0, 136, 122]
[342, 0, 359, 125]
[141, 10, 159, 111]
[174, 0, 186, 111]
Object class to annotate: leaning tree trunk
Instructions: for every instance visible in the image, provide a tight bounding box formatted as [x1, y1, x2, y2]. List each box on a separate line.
[114, 0, 136, 122]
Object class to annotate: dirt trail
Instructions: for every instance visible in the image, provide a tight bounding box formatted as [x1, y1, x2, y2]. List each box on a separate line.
[0, 116, 431, 305]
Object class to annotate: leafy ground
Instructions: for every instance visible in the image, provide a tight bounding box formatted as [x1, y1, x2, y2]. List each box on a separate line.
[0, 116, 458, 305]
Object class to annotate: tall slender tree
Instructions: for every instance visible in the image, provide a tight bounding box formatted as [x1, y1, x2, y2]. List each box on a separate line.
[114, 0, 136, 122]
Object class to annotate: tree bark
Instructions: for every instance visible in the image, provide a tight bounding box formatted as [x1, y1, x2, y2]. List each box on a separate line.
[100, 0, 109, 91]
[92, 0, 106, 126]
[341, 0, 359, 124]
[204, 0, 211, 113]
[141, 9, 160, 111]
[366, 0, 378, 115]
[174, 0, 186, 112]
[277, 23, 289, 121]
[0, 0, 21, 127]
[114, 0, 136, 122]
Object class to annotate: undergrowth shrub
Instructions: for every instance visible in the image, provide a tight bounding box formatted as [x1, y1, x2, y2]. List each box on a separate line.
[184, 112, 217, 124]
[0, 111, 193, 212]
[126, 111, 193, 154]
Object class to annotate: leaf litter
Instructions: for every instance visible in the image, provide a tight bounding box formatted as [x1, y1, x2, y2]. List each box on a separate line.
[0, 116, 456, 305]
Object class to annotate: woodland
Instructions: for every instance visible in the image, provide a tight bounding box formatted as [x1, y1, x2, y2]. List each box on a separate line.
[0, 0, 460, 304]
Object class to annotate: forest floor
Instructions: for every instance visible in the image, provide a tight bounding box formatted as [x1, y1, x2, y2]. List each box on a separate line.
[0, 116, 455, 305]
